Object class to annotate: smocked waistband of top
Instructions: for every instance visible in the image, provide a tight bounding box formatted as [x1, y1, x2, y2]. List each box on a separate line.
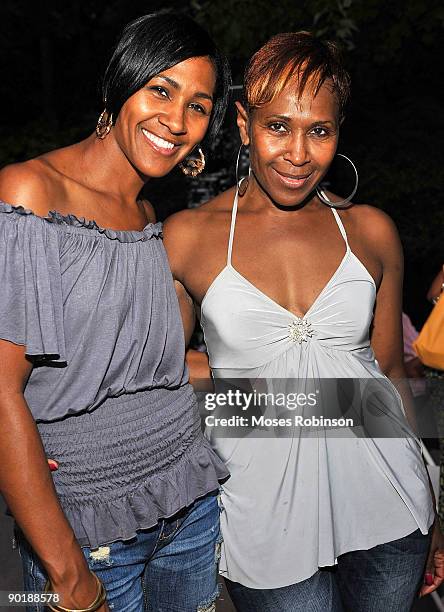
[38, 385, 196, 435]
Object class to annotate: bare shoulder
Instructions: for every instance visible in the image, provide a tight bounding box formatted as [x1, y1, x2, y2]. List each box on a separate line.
[199, 186, 236, 213]
[341, 203, 402, 270]
[343, 203, 400, 244]
[163, 207, 203, 245]
[164, 187, 235, 243]
[349, 203, 397, 230]
[0, 158, 56, 216]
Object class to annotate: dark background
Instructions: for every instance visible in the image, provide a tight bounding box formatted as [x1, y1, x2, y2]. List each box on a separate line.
[0, 0, 442, 326]
[0, 2, 442, 607]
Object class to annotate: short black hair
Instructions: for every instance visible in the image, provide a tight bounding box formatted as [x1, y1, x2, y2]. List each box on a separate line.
[101, 11, 231, 149]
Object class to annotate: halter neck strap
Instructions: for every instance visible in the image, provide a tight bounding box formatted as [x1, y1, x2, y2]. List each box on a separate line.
[331, 207, 349, 248]
[227, 188, 240, 265]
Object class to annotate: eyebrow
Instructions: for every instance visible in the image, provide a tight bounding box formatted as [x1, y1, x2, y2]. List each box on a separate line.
[265, 114, 335, 126]
[156, 75, 213, 103]
[308, 120, 335, 126]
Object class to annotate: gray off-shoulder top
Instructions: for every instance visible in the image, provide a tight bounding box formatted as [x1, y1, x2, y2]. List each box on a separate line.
[0, 201, 228, 548]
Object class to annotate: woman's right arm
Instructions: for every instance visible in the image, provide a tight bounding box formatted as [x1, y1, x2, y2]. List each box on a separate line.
[0, 342, 104, 607]
[0, 164, 108, 610]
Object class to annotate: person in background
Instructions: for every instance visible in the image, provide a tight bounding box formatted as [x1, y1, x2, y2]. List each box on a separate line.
[428, 266, 444, 305]
[403, 312, 427, 397]
[0, 12, 230, 612]
[424, 266, 444, 534]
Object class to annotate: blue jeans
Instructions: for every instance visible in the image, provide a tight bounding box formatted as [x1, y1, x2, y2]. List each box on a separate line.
[225, 528, 430, 612]
[16, 492, 222, 612]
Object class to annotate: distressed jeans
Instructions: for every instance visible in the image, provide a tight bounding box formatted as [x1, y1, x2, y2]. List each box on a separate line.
[16, 492, 222, 612]
[225, 528, 431, 612]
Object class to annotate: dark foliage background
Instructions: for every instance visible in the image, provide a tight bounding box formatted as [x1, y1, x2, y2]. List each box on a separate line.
[0, 0, 442, 325]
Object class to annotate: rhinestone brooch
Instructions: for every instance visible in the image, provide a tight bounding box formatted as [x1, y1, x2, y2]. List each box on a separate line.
[288, 318, 314, 344]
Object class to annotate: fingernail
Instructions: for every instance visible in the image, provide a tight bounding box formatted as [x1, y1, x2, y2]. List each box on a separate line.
[425, 573, 434, 586]
[47, 459, 59, 472]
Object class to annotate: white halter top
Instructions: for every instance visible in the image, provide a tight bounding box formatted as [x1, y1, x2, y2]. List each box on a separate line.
[200, 190, 434, 589]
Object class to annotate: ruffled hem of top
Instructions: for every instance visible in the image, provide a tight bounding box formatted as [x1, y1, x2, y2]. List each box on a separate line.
[0, 200, 162, 242]
[62, 438, 229, 549]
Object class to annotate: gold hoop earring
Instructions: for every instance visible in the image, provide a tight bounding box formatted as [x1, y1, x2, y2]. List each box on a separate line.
[96, 109, 113, 139]
[179, 147, 205, 178]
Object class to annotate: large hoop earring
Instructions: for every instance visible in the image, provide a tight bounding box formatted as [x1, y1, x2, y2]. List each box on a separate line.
[96, 108, 113, 139]
[179, 147, 205, 177]
[236, 143, 250, 197]
[315, 153, 358, 208]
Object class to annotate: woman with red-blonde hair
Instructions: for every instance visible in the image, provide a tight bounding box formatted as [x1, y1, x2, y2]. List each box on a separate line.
[164, 32, 444, 611]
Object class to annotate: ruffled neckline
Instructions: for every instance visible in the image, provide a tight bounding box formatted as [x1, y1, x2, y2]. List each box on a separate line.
[0, 200, 162, 243]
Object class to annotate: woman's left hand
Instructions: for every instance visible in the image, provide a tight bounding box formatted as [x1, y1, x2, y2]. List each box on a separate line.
[420, 519, 444, 597]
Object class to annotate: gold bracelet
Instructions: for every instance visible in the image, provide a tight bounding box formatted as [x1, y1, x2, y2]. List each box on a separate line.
[44, 571, 107, 612]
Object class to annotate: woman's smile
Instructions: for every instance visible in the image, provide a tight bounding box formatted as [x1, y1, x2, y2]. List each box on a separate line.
[271, 167, 314, 189]
[141, 127, 180, 156]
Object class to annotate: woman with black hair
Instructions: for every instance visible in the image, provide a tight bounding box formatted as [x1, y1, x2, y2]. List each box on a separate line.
[0, 11, 230, 612]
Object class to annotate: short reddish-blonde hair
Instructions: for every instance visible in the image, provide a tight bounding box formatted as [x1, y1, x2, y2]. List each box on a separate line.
[244, 31, 350, 119]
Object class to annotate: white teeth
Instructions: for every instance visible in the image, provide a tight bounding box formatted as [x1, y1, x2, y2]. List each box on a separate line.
[142, 128, 175, 150]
